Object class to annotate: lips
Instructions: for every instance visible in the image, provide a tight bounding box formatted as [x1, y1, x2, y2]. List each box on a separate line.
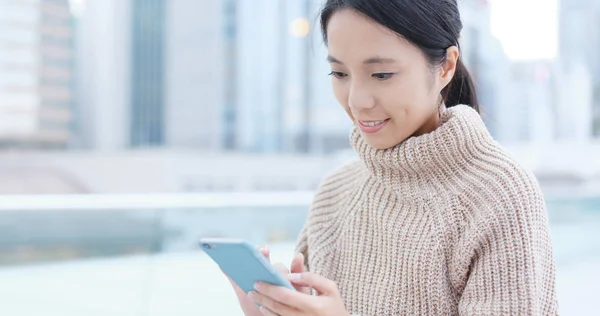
[357, 119, 390, 133]
[359, 119, 387, 127]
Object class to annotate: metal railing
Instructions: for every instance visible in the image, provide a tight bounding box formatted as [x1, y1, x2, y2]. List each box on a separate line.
[0, 192, 316, 266]
[0, 191, 315, 211]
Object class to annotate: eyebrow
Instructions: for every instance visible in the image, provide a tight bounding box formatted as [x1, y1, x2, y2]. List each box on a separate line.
[326, 55, 398, 65]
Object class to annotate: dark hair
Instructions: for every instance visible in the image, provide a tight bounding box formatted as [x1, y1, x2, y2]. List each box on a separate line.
[320, 0, 479, 112]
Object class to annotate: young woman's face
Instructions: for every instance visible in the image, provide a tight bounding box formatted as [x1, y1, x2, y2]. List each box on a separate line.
[326, 9, 453, 149]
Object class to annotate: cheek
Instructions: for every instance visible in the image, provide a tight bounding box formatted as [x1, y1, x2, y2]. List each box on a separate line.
[384, 74, 433, 118]
[379, 80, 418, 119]
[332, 80, 354, 120]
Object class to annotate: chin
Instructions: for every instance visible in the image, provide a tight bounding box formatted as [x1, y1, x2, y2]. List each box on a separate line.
[362, 136, 397, 150]
[360, 130, 406, 150]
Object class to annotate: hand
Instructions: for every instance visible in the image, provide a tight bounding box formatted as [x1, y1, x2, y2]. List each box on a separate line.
[249, 272, 349, 316]
[226, 245, 307, 316]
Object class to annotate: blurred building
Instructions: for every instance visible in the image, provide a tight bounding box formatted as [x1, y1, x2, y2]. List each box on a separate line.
[458, 0, 514, 142]
[559, 0, 600, 137]
[73, 0, 131, 150]
[234, 0, 348, 154]
[509, 62, 555, 143]
[75, 0, 170, 150]
[76, 0, 223, 150]
[553, 61, 594, 142]
[130, 0, 166, 147]
[75, 0, 349, 153]
[166, 0, 227, 150]
[0, 0, 74, 149]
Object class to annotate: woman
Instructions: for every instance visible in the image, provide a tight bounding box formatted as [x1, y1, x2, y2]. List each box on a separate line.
[230, 0, 559, 315]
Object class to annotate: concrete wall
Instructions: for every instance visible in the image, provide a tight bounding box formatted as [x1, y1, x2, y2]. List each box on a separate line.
[0, 150, 342, 194]
[0, 142, 599, 194]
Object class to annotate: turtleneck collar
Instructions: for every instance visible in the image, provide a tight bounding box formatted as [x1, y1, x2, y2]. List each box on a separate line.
[350, 105, 495, 191]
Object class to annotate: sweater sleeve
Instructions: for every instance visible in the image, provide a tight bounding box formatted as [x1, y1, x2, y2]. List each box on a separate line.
[452, 177, 559, 315]
[293, 160, 364, 274]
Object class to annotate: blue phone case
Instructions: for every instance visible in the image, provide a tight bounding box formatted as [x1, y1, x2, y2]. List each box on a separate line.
[199, 238, 296, 294]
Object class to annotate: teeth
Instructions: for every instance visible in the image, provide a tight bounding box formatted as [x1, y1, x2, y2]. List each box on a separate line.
[361, 120, 386, 127]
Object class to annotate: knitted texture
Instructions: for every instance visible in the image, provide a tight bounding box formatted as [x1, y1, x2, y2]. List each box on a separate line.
[295, 105, 558, 315]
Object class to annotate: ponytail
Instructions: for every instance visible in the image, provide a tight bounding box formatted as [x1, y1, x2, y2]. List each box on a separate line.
[442, 58, 479, 112]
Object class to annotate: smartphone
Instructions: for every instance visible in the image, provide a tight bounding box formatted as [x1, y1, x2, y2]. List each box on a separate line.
[199, 238, 296, 294]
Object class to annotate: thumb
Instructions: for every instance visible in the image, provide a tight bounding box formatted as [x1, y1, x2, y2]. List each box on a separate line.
[287, 272, 338, 295]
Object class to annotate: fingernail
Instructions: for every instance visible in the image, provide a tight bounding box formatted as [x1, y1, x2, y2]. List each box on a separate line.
[254, 282, 262, 290]
[287, 273, 301, 281]
[248, 291, 257, 299]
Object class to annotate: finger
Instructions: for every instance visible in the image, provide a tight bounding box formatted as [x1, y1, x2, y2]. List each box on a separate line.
[290, 253, 304, 273]
[254, 282, 312, 311]
[273, 262, 289, 275]
[258, 305, 278, 316]
[224, 274, 245, 295]
[226, 276, 240, 290]
[249, 290, 296, 316]
[225, 275, 258, 309]
[290, 254, 311, 294]
[258, 245, 271, 262]
[287, 272, 338, 295]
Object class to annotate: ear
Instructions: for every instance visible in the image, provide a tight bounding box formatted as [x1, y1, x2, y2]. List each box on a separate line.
[439, 46, 459, 88]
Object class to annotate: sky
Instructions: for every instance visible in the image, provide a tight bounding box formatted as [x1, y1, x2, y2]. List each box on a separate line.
[490, 0, 559, 61]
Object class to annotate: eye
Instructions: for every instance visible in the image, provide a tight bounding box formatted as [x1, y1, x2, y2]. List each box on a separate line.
[328, 71, 348, 79]
[372, 73, 394, 80]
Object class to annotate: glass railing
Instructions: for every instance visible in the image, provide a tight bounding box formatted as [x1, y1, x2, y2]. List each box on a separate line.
[0, 192, 598, 315]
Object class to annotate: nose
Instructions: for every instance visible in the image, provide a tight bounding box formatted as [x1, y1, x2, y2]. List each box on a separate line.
[348, 80, 375, 112]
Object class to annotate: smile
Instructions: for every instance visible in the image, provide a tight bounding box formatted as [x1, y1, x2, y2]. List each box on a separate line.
[358, 119, 390, 133]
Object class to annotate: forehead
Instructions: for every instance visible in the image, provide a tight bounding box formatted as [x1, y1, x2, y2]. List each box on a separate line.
[326, 9, 412, 60]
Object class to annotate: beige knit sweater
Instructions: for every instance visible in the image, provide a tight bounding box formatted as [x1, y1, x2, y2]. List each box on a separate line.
[295, 105, 558, 315]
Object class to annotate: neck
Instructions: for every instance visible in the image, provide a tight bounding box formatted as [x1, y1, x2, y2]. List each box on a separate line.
[412, 111, 441, 137]
[350, 105, 493, 192]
